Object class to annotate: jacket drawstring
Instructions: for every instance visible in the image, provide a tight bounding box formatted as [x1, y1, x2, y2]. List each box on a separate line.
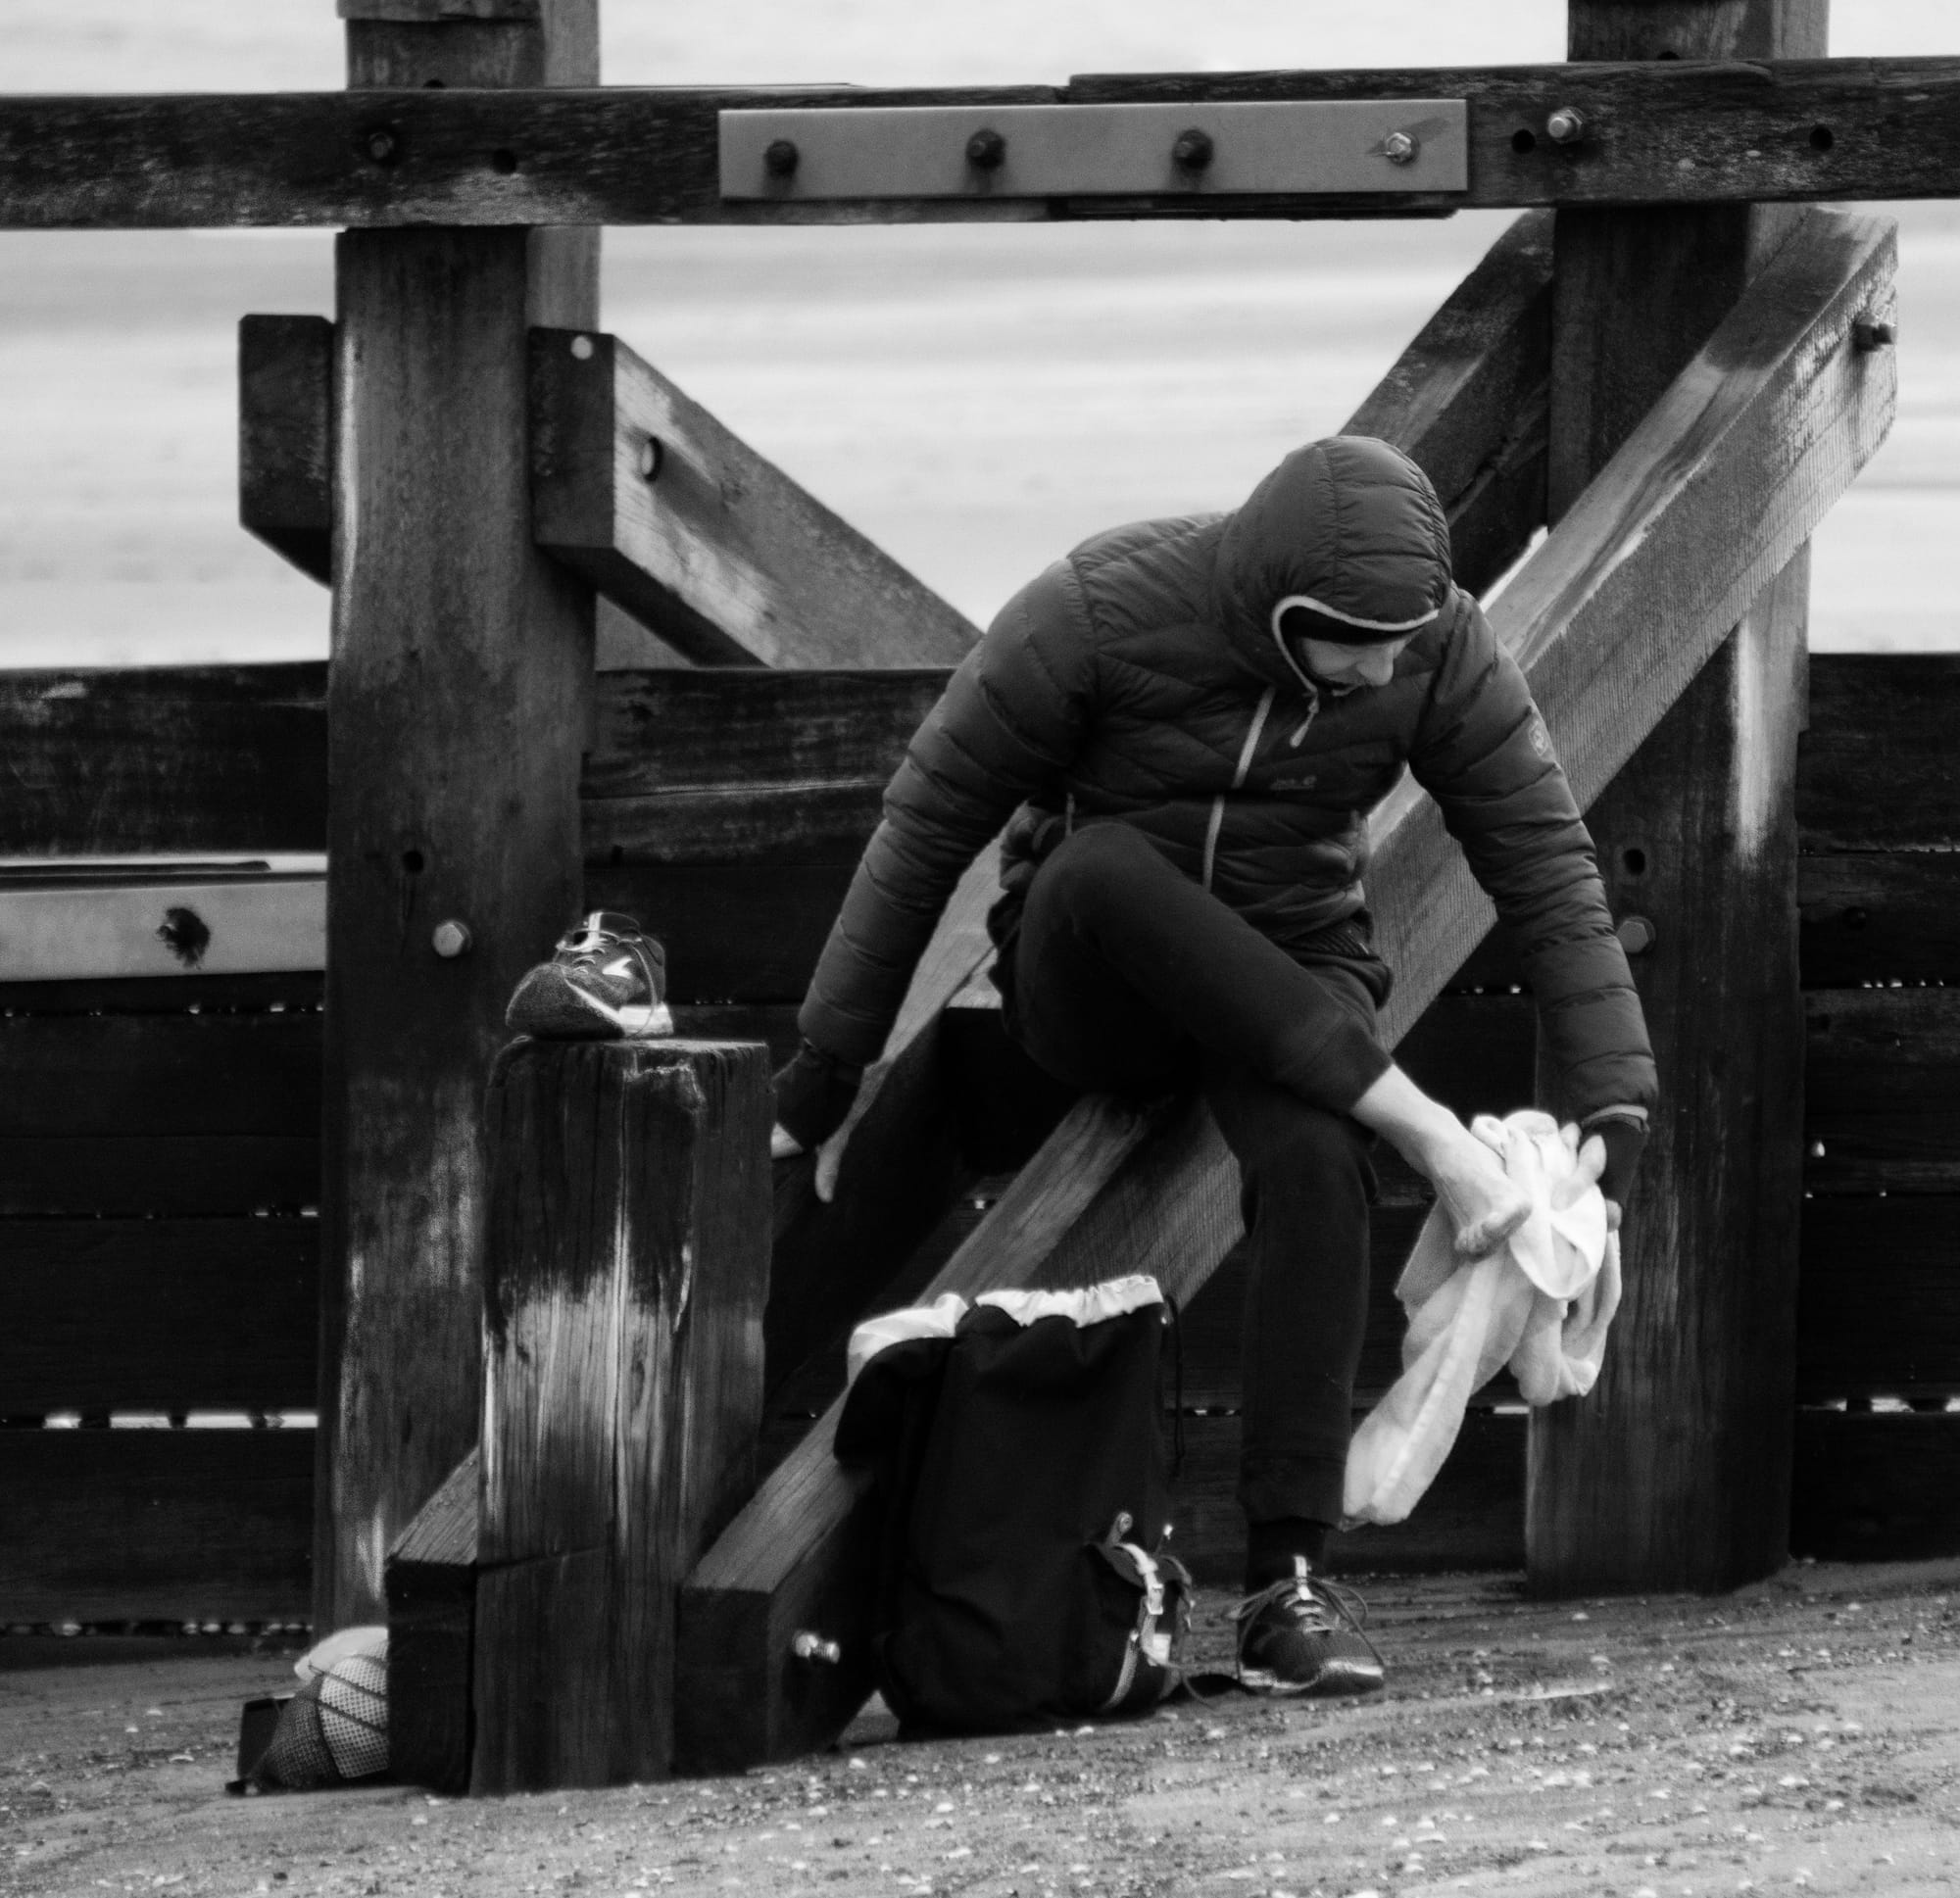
[1202, 686, 1276, 893]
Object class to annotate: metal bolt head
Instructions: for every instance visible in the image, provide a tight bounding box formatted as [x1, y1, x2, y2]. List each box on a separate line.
[1615, 914, 1657, 957]
[1381, 130, 1419, 166]
[1171, 128, 1215, 172]
[1852, 316, 1896, 352]
[569, 334, 595, 362]
[637, 436, 663, 482]
[1546, 107, 1587, 147]
[363, 126, 399, 165]
[792, 1630, 842, 1664]
[431, 919, 472, 959]
[965, 126, 1007, 171]
[763, 138, 799, 179]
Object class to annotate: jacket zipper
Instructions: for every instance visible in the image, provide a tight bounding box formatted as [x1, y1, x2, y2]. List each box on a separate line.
[1202, 686, 1276, 894]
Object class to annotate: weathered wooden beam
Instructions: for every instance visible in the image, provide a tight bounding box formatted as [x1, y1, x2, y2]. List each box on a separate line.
[385, 1447, 479, 1799]
[1526, 0, 1826, 1599]
[675, 201, 1895, 1768]
[316, 0, 599, 1631]
[233, 316, 976, 667]
[8, 61, 1960, 228]
[531, 329, 978, 667]
[471, 1039, 770, 1791]
[239, 316, 334, 584]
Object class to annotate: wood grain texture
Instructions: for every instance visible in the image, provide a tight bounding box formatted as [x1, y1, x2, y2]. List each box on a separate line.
[0, 664, 327, 857]
[1798, 855, 1960, 987]
[1, 1220, 318, 1413]
[1789, 1412, 1960, 1562]
[7, 63, 1960, 228]
[1797, 1197, 1960, 1401]
[1805, 987, 1960, 1192]
[239, 316, 334, 585]
[1798, 655, 1960, 852]
[318, 0, 599, 1631]
[0, 1429, 314, 1625]
[386, 1448, 479, 1796]
[1526, 0, 1823, 1599]
[532, 330, 977, 667]
[472, 1040, 770, 1790]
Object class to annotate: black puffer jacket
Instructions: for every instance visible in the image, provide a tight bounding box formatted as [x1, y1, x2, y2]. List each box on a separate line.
[801, 437, 1655, 1122]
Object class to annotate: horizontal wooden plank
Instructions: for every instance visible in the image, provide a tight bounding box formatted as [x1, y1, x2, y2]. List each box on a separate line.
[1789, 1411, 1960, 1563]
[0, 1219, 318, 1411]
[0, 1137, 318, 1217]
[3, 63, 1960, 228]
[0, 1012, 319, 1139]
[0, 664, 326, 856]
[1797, 1196, 1960, 1401]
[0, 1428, 313, 1625]
[1805, 987, 1960, 1192]
[1799, 654, 1960, 852]
[0, 972, 322, 1017]
[1798, 853, 1960, 987]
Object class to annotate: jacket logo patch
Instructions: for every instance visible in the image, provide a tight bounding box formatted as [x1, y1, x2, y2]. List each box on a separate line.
[1270, 774, 1319, 791]
[1528, 717, 1552, 758]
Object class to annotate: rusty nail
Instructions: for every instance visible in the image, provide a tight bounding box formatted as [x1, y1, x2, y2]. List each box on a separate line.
[1853, 317, 1896, 352]
[1381, 130, 1419, 167]
[1172, 128, 1215, 171]
[763, 138, 799, 179]
[965, 127, 1007, 171]
[1546, 107, 1587, 147]
[431, 920, 472, 959]
[1615, 915, 1657, 956]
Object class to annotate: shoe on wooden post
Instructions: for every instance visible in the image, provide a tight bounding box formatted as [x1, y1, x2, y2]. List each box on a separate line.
[1232, 1558, 1385, 1696]
[505, 911, 673, 1041]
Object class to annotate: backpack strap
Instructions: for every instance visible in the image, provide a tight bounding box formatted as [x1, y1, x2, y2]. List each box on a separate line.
[1097, 1539, 1194, 1716]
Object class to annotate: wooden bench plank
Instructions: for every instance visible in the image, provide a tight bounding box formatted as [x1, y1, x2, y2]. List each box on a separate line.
[0, 1220, 318, 1413]
[239, 316, 333, 585]
[1799, 654, 1960, 852]
[0, 1429, 314, 1625]
[1797, 1196, 1960, 1402]
[8, 64, 1960, 227]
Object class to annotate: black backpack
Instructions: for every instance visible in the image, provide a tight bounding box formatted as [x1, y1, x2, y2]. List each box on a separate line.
[835, 1276, 1193, 1733]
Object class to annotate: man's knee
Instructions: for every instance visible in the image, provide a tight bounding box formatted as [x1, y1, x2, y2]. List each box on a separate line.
[1025, 822, 1168, 929]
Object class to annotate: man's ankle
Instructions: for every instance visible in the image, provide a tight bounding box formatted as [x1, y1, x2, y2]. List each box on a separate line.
[1244, 1516, 1333, 1592]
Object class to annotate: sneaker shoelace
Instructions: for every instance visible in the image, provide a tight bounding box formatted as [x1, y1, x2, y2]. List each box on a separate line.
[562, 916, 661, 1003]
[1230, 1566, 1376, 1644]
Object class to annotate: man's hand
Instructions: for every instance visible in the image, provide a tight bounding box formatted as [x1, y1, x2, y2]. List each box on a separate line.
[770, 1041, 865, 1204]
[770, 1119, 851, 1202]
[1604, 1197, 1623, 1234]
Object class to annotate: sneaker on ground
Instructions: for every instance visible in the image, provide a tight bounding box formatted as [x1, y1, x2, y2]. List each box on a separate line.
[1232, 1557, 1385, 1696]
[506, 911, 673, 1041]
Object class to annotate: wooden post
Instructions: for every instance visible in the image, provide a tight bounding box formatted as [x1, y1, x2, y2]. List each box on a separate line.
[1526, 0, 1828, 1592]
[316, 0, 600, 1629]
[471, 1039, 770, 1791]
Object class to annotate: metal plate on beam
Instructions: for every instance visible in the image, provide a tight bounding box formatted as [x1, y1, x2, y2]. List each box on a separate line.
[719, 101, 1467, 202]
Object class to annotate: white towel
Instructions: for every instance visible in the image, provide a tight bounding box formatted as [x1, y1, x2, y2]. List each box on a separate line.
[1343, 1109, 1621, 1527]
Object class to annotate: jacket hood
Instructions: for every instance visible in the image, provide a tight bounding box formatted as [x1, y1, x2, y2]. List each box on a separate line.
[1215, 436, 1453, 688]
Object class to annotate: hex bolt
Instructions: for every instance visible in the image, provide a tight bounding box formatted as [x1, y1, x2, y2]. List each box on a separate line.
[1852, 317, 1896, 352]
[1615, 914, 1657, 956]
[569, 334, 595, 362]
[363, 126, 399, 166]
[1171, 128, 1215, 172]
[637, 436, 663, 482]
[431, 920, 472, 959]
[1381, 130, 1420, 166]
[965, 126, 1007, 171]
[1545, 107, 1587, 147]
[763, 138, 800, 179]
[792, 1630, 842, 1664]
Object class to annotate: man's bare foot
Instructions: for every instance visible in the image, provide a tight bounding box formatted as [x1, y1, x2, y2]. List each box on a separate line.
[1424, 1124, 1532, 1256]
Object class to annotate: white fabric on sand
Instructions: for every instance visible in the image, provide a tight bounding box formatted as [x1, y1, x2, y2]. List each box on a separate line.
[1344, 1109, 1620, 1527]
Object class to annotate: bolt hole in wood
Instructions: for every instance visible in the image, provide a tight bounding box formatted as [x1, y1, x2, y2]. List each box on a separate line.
[401, 849, 425, 875]
[491, 148, 519, 175]
[1811, 123, 1836, 151]
[1512, 127, 1538, 154]
[1621, 846, 1647, 877]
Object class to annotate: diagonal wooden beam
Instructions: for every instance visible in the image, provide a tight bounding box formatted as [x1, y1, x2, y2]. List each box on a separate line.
[758, 208, 1556, 1415]
[675, 203, 1895, 1770]
[12, 63, 1960, 228]
[529, 328, 977, 667]
[236, 319, 977, 668]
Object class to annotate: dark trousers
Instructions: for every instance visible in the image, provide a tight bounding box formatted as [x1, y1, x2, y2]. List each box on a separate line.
[1002, 823, 1388, 1528]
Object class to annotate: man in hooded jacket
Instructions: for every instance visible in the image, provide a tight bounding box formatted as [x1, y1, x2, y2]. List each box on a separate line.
[773, 435, 1656, 1695]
